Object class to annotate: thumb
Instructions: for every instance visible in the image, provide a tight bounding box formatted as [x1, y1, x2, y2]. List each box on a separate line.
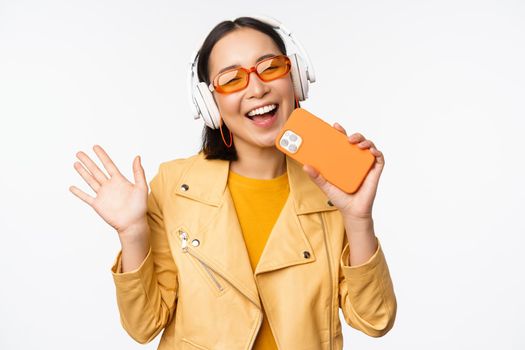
[303, 164, 328, 189]
[303, 164, 318, 178]
[133, 155, 147, 189]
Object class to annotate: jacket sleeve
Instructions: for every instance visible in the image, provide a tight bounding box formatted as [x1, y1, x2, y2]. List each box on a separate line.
[110, 164, 179, 344]
[338, 235, 397, 337]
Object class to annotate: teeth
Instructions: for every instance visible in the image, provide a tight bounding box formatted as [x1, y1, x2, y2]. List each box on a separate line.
[247, 104, 277, 117]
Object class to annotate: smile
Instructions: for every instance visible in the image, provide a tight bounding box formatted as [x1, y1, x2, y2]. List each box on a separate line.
[246, 104, 278, 118]
[244, 104, 279, 128]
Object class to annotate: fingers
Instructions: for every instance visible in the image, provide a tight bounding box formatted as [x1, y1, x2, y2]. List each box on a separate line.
[347, 132, 374, 150]
[333, 122, 347, 135]
[93, 144, 122, 177]
[69, 185, 95, 206]
[76, 150, 109, 184]
[347, 132, 374, 151]
[347, 132, 385, 165]
[370, 147, 385, 165]
[132, 155, 147, 189]
[334, 124, 380, 157]
[348, 132, 365, 143]
[73, 161, 101, 192]
[357, 139, 374, 149]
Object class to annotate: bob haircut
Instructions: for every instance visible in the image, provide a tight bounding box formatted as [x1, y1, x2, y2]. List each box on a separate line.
[196, 16, 296, 161]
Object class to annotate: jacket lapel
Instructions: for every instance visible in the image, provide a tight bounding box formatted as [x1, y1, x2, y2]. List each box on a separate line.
[173, 152, 338, 307]
[254, 155, 338, 275]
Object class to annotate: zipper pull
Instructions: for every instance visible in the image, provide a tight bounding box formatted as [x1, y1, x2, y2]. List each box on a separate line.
[179, 230, 188, 252]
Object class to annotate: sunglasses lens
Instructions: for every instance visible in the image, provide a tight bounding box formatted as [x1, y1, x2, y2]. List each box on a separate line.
[215, 69, 248, 93]
[257, 56, 291, 81]
[213, 55, 291, 94]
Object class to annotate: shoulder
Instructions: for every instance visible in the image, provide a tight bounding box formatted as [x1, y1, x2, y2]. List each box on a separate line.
[158, 152, 202, 176]
[149, 152, 204, 194]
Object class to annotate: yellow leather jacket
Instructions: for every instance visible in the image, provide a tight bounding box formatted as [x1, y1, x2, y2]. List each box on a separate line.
[111, 151, 396, 349]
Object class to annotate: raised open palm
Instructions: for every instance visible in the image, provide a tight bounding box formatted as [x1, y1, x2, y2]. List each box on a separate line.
[69, 145, 148, 235]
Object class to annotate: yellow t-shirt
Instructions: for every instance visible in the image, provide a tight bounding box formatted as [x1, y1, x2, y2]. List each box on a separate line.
[227, 169, 290, 350]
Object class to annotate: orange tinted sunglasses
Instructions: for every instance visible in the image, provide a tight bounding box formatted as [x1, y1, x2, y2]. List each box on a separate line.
[209, 55, 292, 94]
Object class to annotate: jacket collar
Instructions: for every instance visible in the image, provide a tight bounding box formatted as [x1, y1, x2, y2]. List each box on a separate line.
[174, 151, 337, 214]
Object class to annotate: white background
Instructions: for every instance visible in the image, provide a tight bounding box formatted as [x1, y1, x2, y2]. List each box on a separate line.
[1, 0, 524, 349]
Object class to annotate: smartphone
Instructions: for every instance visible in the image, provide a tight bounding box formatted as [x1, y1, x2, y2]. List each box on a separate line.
[275, 108, 375, 194]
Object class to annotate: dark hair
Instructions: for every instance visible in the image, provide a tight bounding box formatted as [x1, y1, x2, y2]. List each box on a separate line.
[196, 17, 288, 161]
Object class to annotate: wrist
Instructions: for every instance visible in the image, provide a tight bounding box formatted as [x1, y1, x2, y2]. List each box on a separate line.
[340, 209, 372, 221]
[343, 215, 375, 238]
[343, 216, 378, 266]
[117, 219, 149, 245]
[342, 213, 374, 227]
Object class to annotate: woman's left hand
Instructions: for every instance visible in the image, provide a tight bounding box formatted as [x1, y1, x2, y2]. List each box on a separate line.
[302, 122, 385, 220]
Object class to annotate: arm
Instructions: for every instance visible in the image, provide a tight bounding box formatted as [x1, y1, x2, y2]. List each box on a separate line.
[337, 216, 397, 337]
[70, 147, 179, 343]
[111, 165, 179, 344]
[302, 123, 397, 336]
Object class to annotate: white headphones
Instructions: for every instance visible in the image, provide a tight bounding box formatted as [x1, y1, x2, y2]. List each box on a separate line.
[187, 16, 316, 129]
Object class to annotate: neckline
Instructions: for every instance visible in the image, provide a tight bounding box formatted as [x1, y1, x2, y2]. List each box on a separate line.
[228, 170, 289, 190]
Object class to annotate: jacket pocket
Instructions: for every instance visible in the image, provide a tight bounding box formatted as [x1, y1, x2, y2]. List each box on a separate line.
[177, 228, 228, 297]
[181, 338, 210, 350]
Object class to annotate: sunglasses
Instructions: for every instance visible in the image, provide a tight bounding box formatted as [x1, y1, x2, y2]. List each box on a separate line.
[209, 55, 292, 94]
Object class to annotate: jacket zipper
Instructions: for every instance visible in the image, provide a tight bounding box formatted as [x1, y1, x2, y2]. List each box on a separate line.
[179, 230, 224, 292]
[319, 213, 333, 350]
[179, 229, 262, 349]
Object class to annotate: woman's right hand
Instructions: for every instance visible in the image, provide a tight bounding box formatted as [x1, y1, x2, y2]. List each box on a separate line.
[69, 145, 149, 242]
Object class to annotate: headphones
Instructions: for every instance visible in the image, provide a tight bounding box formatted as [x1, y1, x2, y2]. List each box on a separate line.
[187, 15, 316, 129]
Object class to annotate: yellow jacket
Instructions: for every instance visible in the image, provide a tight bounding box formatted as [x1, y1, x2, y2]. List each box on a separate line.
[111, 151, 397, 349]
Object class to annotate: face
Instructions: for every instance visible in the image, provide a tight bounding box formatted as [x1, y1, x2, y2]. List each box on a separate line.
[207, 27, 296, 150]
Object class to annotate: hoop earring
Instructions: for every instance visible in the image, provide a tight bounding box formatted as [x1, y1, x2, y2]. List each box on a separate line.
[219, 115, 233, 148]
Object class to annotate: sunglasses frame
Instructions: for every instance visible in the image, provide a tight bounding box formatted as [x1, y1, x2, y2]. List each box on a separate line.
[208, 54, 291, 94]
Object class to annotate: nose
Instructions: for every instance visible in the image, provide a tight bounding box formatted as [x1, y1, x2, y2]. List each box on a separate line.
[245, 70, 270, 99]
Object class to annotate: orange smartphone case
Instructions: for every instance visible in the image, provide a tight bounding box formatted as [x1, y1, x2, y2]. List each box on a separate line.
[275, 108, 375, 194]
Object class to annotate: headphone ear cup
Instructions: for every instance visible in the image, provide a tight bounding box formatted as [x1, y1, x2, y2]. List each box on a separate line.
[194, 82, 221, 129]
[288, 53, 309, 101]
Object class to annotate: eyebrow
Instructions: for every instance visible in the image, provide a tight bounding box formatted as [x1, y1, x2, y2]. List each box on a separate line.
[217, 53, 277, 75]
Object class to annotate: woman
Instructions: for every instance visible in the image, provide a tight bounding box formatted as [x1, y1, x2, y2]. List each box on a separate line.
[70, 16, 396, 350]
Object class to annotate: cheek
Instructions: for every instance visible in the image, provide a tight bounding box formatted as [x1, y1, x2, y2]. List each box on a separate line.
[275, 77, 295, 100]
[215, 94, 240, 114]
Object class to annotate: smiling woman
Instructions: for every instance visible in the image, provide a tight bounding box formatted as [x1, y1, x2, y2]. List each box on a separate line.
[195, 17, 298, 162]
[70, 15, 396, 350]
